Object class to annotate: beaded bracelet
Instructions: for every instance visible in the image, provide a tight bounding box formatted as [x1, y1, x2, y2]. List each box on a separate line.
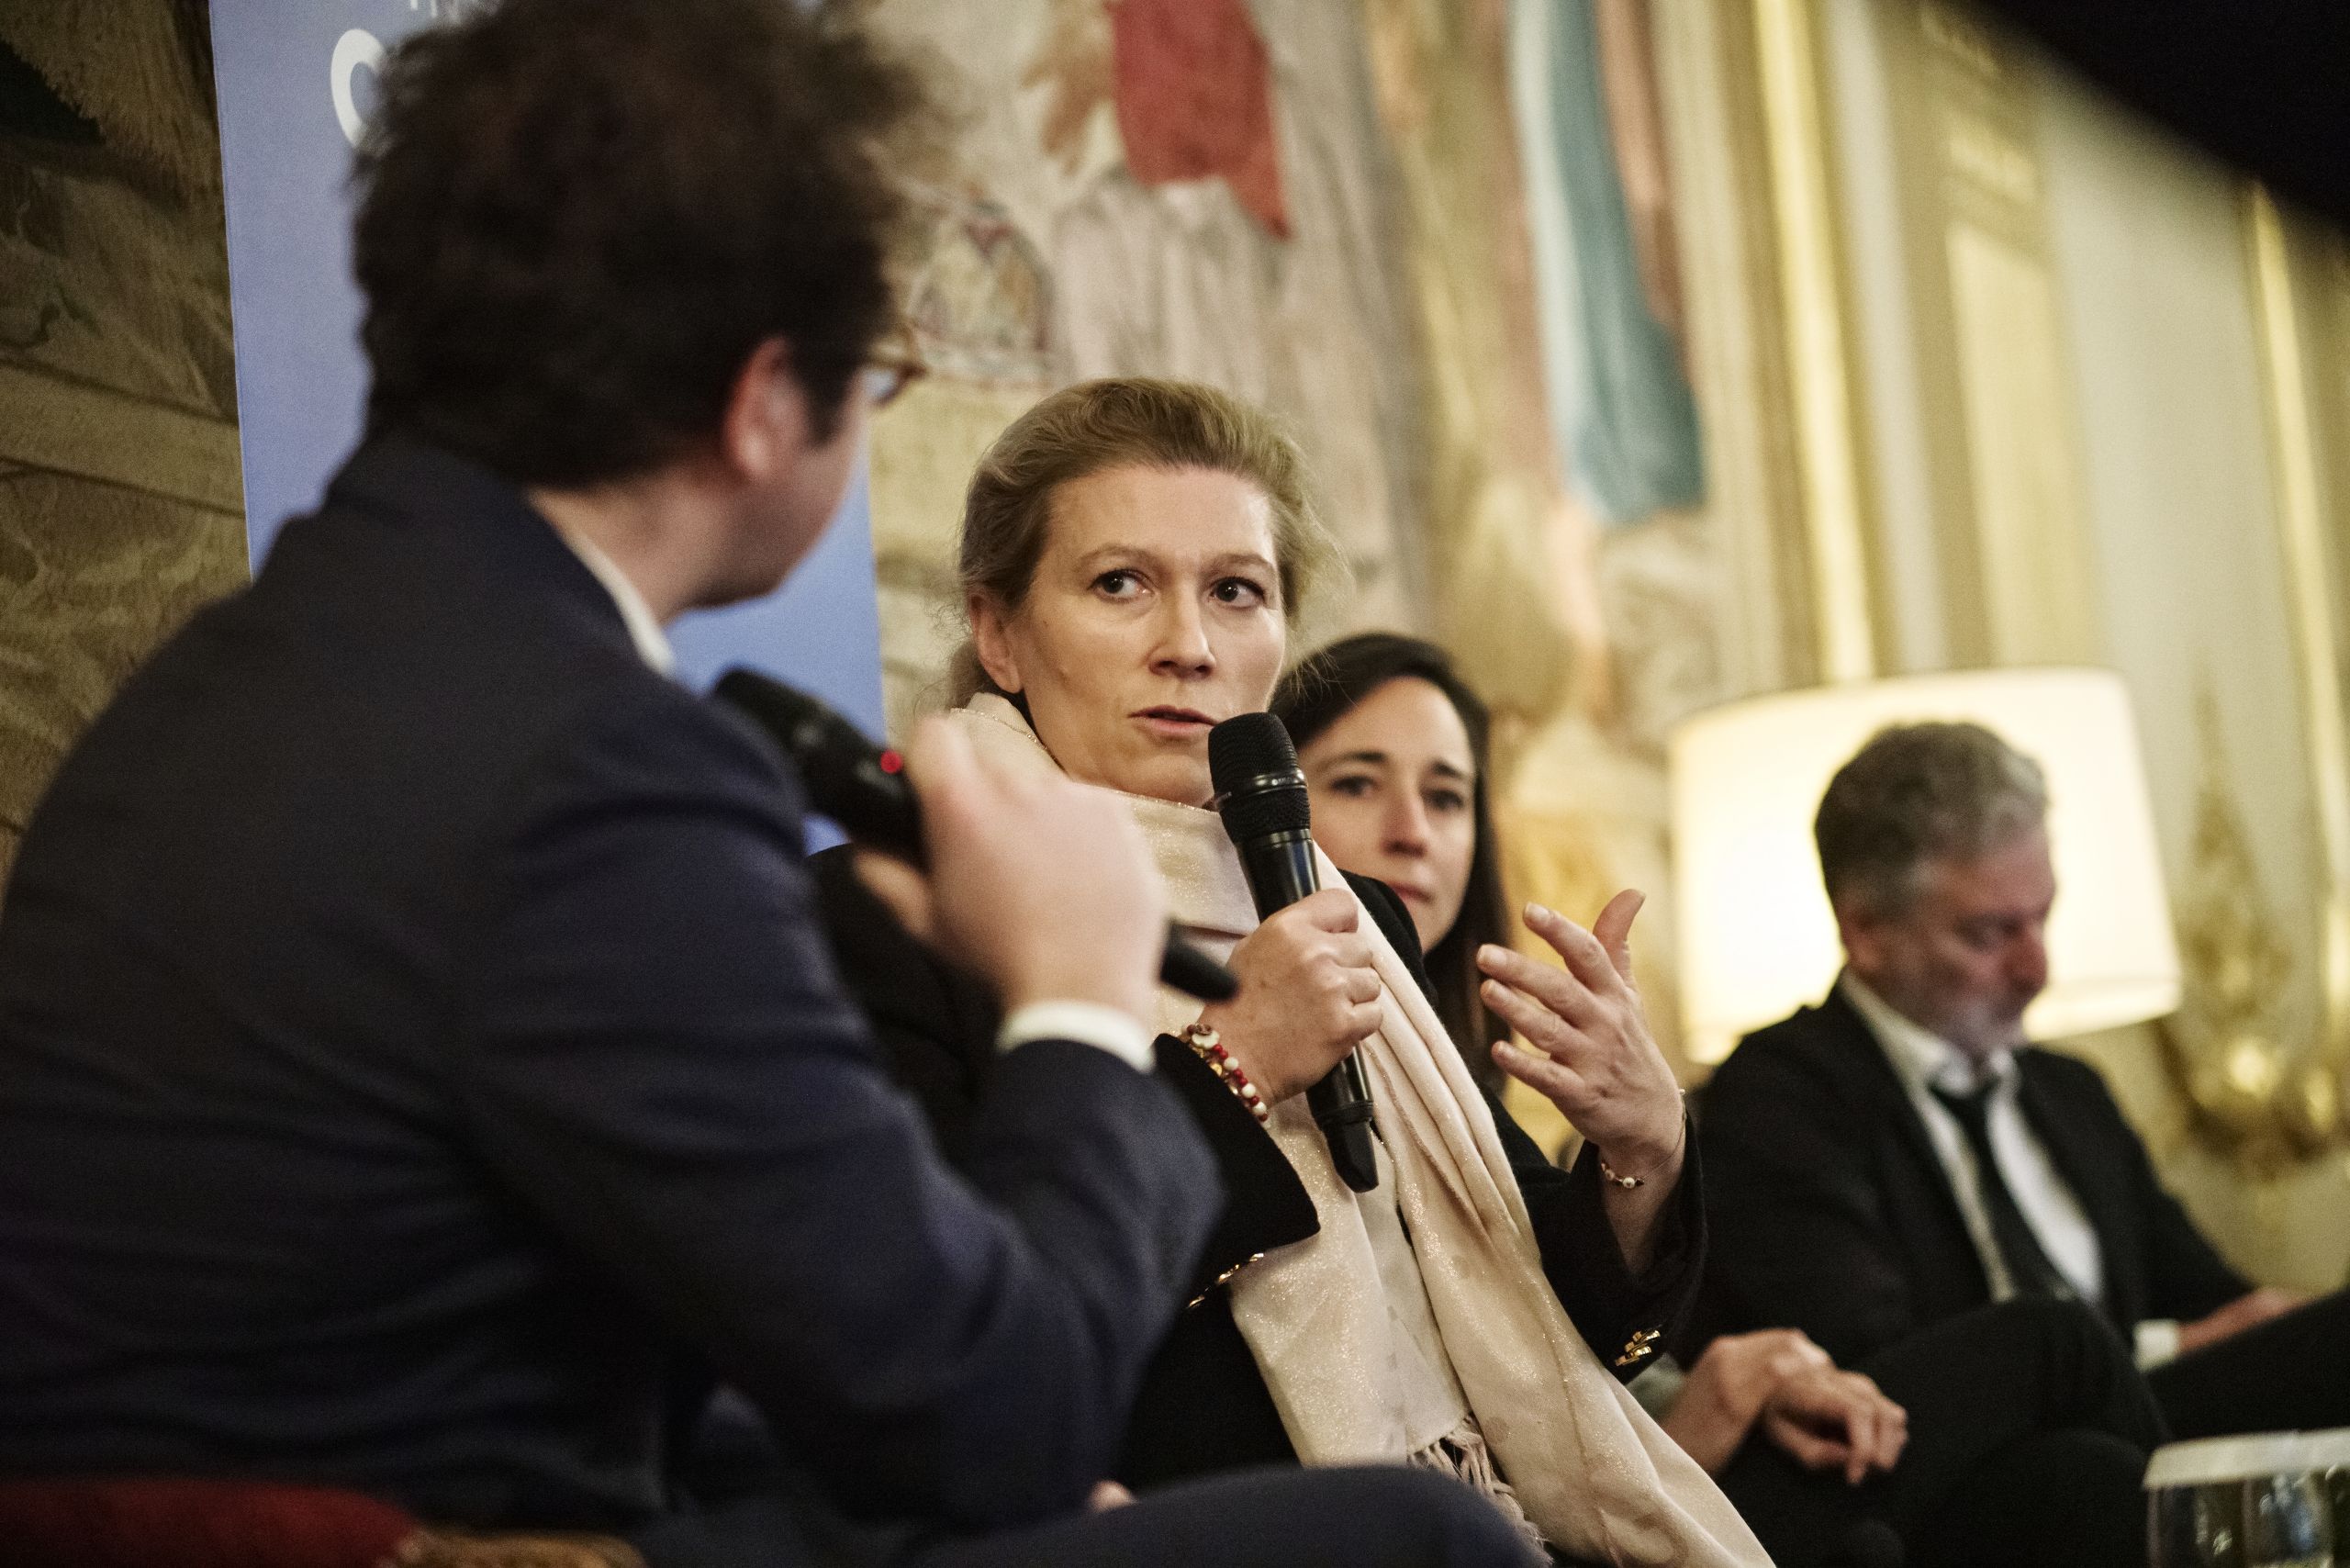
[1179, 1022, 1269, 1126]
[1597, 1110, 1689, 1190]
[1596, 1156, 1647, 1190]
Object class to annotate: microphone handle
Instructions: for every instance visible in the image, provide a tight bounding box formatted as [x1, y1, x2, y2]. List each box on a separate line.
[1235, 831, 1381, 1193]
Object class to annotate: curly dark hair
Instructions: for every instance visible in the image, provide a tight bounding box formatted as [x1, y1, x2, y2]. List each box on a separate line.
[351, 0, 926, 487]
[1274, 633, 1512, 1092]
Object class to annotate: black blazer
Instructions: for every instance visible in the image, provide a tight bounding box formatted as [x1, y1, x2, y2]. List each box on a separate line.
[813, 845, 1707, 1490]
[0, 438, 1222, 1558]
[1695, 984, 2248, 1367]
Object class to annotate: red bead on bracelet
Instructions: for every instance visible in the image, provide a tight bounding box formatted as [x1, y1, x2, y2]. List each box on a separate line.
[1181, 1023, 1269, 1126]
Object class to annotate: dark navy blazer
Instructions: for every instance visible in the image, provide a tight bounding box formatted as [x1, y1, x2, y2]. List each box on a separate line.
[0, 439, 1220, 1546]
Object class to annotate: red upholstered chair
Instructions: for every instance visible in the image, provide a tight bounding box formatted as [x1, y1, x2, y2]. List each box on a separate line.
[0, 1476, 645, 1568]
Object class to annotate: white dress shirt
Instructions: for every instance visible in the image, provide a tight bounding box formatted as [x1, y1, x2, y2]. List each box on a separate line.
[562, 530, 677, 677]
[1839, 973, 2107, 1307]
[554, 526, 1153, 1074]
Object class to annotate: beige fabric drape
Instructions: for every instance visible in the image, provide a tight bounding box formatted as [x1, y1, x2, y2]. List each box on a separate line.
[950, 695, 1770, 1566]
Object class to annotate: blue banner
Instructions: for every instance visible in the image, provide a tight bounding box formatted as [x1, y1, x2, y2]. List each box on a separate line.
[207, 0, 885, 729]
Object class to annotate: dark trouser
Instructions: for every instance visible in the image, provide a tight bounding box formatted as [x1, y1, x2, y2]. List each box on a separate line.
[1717, 1297, 2167, 1568]
[908, 1468, 1539, 1568]
[2149, 1286, 2350, 1439]
[638, 1464, 1539, 1568]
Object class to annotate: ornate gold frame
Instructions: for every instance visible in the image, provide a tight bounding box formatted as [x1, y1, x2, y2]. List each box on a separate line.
[2185, 186, 2350, 1166]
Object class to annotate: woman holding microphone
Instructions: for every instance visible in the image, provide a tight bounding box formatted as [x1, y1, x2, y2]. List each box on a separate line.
[817, 377, 1767, 1568]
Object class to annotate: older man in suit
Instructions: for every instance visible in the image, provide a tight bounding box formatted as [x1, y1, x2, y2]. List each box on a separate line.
[0, 4, 1533, 1566]
[1700, 720, 2349, 1444]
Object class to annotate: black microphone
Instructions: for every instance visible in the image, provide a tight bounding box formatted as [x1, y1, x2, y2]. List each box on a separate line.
[1209, 712, 1379, 1193]
[713, 668, 1238, 1004]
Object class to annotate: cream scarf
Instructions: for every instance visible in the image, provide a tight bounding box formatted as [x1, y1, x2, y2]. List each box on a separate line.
[951, 696, 1772, 1567]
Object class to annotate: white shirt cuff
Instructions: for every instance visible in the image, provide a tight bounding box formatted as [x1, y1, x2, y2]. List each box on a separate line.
[996, 1002, 1155, 1074]
[2134, 1317, 2182, 1370]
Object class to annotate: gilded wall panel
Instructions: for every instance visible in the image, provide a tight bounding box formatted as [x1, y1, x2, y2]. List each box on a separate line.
[1781, 0, 2350, 1278]
[2037, 68, 2349, 1284]
[1917, 2, 2099, 666]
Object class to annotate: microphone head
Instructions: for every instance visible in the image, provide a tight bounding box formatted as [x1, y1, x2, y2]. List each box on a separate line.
[1209, 712, 1310, 841]
[714, 668, 861, 774]
[713, 667, 920, 858]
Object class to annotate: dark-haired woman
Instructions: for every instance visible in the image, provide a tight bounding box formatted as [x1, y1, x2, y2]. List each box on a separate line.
[1269, 633, 1513, 1097]
[1279, 633, 2170, 1568]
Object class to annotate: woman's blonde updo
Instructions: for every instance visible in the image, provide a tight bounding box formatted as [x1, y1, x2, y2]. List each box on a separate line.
[948, 377, 1341, 704]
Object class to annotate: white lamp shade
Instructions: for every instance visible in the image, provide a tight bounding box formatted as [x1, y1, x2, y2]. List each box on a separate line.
[1668, 667, 2181, 1064]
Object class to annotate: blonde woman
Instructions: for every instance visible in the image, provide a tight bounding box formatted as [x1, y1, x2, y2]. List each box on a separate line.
[816, 377, 1770, 1568]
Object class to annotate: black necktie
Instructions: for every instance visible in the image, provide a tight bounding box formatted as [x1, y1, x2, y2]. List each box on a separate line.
[1928, 1081, 2075, 1301]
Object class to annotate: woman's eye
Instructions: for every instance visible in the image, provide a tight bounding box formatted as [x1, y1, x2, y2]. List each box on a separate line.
[1094, 569, 1140, 598]
[1328, 775, 1376, 799]
[1210, 577, 1268, 608]
[1428, 789, 1470, 815]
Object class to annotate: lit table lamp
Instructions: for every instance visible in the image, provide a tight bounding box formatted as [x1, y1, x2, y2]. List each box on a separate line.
[1667, 667, 2182, 1066]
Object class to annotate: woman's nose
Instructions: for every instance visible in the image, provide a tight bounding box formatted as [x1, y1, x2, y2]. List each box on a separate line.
[1385, 795, 1431, 854]
[1149, 599, 1214, 677]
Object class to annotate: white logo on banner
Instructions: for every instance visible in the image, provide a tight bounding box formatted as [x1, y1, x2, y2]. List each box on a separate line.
[330, 28, 386, 146]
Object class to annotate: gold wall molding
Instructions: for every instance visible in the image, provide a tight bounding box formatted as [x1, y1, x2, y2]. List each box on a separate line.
[2247, 185, 2350, 1142]
[1753, 0, 1878, 681]
[1646, 0, 1818, 694]
[2163, 680, 2335, 1169]
[2150, 187, 2350, 1175]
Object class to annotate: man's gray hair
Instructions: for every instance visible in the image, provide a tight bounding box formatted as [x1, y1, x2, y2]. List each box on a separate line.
[1814, 721, 2049, 918]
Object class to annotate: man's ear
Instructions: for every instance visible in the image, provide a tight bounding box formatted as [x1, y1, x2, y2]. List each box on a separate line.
[968, 590, 1023, 694]
[1836, 899, 1886, 978]
[718, 337, 810, 485]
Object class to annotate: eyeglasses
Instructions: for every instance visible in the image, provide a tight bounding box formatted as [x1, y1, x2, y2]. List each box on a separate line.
[861, 322, 927, 410]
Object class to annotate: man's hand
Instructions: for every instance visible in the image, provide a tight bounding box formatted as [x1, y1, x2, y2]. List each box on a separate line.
[1196, 889, 1382, 1103]
[856, 716, 1163, 1023]
[1478, 893, 1684, 1179]
[2177, 1286, 2308, 1356]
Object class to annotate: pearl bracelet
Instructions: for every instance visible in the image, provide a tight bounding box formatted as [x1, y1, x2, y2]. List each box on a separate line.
[1597, 1111, 1689, 1190]
[1597, 1155, 1647, 1190]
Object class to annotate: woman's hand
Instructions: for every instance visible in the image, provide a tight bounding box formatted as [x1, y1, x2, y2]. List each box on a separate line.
[1196, 888, 1382, 1104]
[1477, 892, 1684, 1180]
[1660, 1329, 1830, 1475]
[1756, 1363, 1908, 1486]
[1662, 1329, 1906, 1485]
